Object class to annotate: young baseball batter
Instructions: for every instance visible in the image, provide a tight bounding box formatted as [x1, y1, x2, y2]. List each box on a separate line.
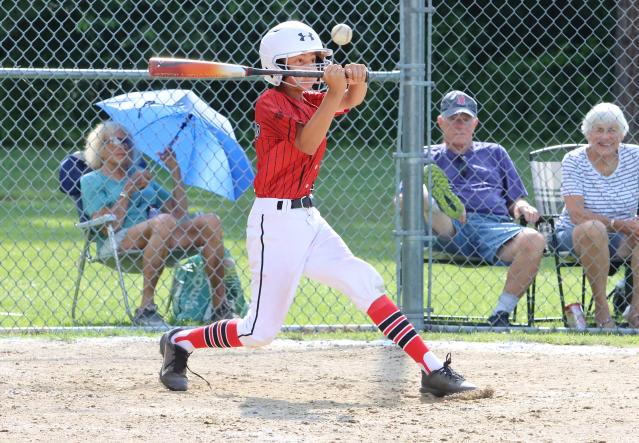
[159, 20, 476, 397]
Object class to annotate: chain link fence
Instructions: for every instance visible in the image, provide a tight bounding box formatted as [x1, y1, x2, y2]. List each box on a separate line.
[426, 0, 639, 329]
[1, 1, 638, 330]
[0, 0, 400, 329]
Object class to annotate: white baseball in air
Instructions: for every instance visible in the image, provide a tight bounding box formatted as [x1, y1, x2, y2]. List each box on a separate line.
[331, 24, 353, 46]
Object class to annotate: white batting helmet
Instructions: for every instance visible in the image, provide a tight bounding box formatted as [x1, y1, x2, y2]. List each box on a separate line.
[259, 21, 333, 86]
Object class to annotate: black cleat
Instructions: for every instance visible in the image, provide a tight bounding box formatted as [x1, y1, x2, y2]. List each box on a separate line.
[159, 327, 191, 391]
[420, 353, 476, 397]
[487, 311, 511, 327]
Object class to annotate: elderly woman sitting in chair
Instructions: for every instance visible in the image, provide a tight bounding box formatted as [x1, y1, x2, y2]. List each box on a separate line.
[81, 120, 227, 327]
[555, 103, 639, 328]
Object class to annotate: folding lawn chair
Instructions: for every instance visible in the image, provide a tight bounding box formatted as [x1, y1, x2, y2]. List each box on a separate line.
[529, 144, 633, 326]
[58, 151, 197, 324]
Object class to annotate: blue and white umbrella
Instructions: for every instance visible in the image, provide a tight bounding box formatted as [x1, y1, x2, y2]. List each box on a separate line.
[96, 89, 254, 201]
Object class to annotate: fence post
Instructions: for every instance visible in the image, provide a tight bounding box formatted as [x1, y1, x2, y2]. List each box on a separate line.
[398, 0, 429, 330]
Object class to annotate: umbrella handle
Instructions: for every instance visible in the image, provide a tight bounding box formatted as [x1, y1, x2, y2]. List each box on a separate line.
[145, 113, 194, 178]
[167, 113, 194, 149]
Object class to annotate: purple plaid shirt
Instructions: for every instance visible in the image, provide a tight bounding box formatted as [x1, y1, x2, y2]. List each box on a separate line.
[424, 142, 527, 217]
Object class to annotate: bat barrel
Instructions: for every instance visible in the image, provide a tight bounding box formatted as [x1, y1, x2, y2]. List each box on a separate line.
[149, 57, 247, 79]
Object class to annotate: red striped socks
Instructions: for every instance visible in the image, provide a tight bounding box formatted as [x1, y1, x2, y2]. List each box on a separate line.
[170, 296, 444, 374]
[173, 319, 243, 351]
[367, 295, 442, 373]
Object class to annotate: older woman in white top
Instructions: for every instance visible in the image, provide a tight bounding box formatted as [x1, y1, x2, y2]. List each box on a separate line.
[555, 103, 639, 328]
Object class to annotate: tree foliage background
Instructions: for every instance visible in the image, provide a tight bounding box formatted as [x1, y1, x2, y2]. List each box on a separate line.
[432, 0, 632, 148]
[0, 0, 399, 150]
[1, 0, 636, 150]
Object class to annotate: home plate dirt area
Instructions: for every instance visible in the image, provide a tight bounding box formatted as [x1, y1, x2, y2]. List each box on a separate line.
[0, 337, 636, 442]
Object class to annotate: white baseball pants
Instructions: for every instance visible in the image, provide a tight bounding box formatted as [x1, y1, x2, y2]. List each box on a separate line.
[236, 197, 385, 347]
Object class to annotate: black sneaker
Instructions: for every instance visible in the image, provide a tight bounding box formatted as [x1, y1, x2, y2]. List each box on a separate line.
[420, 353, 477, 397]
[133, 303, 168, 328]
[159, 327, 191, 391]
[487, 311, 511, 327]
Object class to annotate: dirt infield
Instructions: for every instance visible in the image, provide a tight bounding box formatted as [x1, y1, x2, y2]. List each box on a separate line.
[0, 337, 636, 442]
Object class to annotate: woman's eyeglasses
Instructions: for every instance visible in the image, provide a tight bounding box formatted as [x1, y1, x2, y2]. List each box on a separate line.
[106, 135, 134, 148]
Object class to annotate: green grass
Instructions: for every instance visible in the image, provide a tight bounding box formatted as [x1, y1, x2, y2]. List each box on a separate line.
[0, 145, 395, 328]
[0, 145, 629, 336]
[426, 256, 618, 325]
[281, 330, 639, 347]
[2, 329, 637, 348]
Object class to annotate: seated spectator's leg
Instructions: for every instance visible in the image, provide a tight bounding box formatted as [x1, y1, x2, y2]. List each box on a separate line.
[120, 214, 176, 308]
[572, 220, 614, 326]
[466, 215, 544, 324]
[423, 185, 455, 238]
[172, 214, 225, 312]
[495, 227, 545, 311]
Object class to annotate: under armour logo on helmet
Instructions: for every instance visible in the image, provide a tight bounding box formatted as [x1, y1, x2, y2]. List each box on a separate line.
[298, 32, 315, 42]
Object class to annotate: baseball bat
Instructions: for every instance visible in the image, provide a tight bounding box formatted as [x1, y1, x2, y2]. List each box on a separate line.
[148, 57, 368, 81]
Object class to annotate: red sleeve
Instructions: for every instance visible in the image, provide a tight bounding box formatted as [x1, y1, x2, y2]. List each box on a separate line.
[255, 91, 298, 143]
[303, 91, 349, 116]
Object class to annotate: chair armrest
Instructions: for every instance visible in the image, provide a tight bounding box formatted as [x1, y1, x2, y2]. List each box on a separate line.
[75, 214, 116, 230]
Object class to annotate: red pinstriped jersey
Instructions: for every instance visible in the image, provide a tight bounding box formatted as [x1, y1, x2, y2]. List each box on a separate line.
[253, 88, 346, 199]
